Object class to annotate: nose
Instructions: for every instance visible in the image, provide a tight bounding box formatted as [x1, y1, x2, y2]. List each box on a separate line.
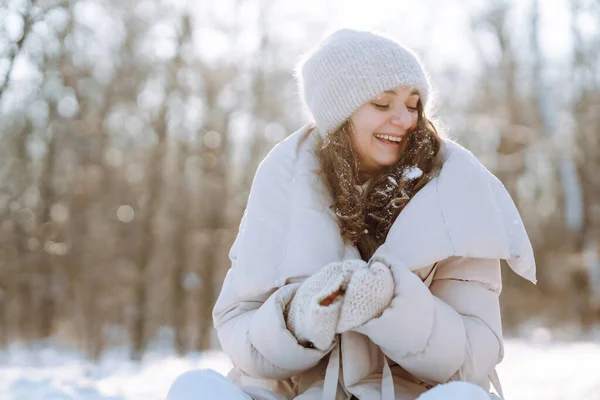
[389, 107, 413, 129]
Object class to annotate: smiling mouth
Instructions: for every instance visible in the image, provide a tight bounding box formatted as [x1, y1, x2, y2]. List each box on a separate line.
[374, 134, 403, 145]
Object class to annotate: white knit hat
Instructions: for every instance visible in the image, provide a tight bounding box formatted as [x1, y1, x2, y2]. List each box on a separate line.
[295, 28, 431, 135]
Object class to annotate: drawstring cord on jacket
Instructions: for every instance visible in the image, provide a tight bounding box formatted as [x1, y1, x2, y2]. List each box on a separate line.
[322, 343, 340, 399]
[489, 369, 505, 399]
[381, 355, 395, 399]
[322, 342, 396, 400]
[323, 345, 503, 400]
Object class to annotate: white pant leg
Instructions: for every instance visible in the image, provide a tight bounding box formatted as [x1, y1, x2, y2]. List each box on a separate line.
[416, 381, 491, 400]
[167, 369, 253, 400]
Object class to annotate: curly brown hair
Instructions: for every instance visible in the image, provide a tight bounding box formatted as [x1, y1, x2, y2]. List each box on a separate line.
[316, 100, 445, 260]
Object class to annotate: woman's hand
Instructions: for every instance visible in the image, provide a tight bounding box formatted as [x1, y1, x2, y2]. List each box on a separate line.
[336, 261, 395, 333]
[285, 260, 363, 350]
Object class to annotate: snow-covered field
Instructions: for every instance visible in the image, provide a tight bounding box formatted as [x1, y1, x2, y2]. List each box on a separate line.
[1, 338, 599, 400]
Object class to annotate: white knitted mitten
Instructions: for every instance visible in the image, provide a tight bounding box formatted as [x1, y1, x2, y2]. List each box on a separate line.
[285, 260, 363, 351]
[336, 261, 395, 333]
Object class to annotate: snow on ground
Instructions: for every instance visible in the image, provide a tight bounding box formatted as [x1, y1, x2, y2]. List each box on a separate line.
[1, 338, 599, 400]
[499, 339, 600, 400]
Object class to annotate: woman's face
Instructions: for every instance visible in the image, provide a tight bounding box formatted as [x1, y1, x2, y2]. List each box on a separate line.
[349, 86, 420, 177]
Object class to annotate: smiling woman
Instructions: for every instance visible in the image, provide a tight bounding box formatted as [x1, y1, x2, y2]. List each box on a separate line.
[169, 28, 536, 400]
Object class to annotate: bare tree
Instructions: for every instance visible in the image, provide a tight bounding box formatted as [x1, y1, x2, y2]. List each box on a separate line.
[193, 64, 233, 351]
[569, 0, 600, 330]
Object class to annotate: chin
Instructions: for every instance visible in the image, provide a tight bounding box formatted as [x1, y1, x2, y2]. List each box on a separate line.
[376, 157, 400, 168]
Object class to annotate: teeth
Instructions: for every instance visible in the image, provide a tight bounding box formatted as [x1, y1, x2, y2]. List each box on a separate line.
[375, 134, 402, 143]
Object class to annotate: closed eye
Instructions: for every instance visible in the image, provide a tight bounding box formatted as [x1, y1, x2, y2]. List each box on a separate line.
[373, 103, 418, 112]
[372, 103, 390, 110]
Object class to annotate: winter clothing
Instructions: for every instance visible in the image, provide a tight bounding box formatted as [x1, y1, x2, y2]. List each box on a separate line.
[296, 28, 431, 134]
[166, 369, 492, 400]
[336, 260, 395, 333]
[167, 369, 253, 400]
[285, 260, 361, 351]
[416, 381, 491, 399]
[208, 124, 536, 400]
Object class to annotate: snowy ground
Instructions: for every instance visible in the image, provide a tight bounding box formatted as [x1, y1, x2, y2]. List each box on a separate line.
[1, 337, 599, 400]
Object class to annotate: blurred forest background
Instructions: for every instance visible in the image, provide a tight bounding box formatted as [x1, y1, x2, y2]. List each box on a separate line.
[0, 0, 599, 362]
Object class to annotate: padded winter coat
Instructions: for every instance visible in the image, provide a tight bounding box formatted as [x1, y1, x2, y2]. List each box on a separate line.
[212, 124, 536, 400]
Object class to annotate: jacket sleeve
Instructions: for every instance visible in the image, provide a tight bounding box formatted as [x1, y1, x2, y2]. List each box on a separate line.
[212, 134, 332, 380]
[353, 255, 503, 388]
[213, 268, 332, 380]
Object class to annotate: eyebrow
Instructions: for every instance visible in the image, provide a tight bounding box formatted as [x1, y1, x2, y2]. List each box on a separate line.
[383, 89, 420, 96]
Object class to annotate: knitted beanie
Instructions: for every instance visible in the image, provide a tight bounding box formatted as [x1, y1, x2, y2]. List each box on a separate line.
[295, 28, 431, 135]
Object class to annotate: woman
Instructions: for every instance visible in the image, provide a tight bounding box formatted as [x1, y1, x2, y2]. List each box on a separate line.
[168, 29, 536, 400]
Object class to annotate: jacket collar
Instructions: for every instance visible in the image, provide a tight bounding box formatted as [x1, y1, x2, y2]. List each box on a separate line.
[370, 137, 536, 283]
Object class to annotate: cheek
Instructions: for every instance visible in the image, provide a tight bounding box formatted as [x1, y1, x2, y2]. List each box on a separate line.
[358, 110, 386, 131]
[350, 106, 391, 151]
[410, 113, 419, 129]
[352, 113, 384, 142]
[351, 127, 376, 153]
